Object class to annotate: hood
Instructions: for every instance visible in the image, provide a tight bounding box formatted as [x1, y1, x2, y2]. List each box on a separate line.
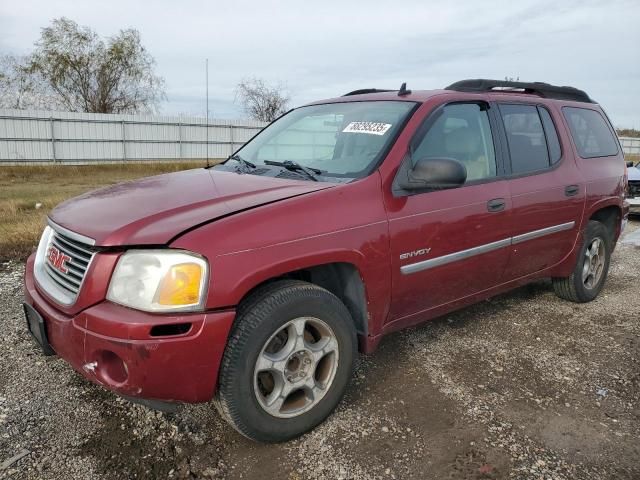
[50, 168, 334, 246]
[628, 165, 640, 181]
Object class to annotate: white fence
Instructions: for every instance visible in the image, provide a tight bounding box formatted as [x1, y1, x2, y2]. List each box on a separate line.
[619, 136, 640, 156]
[0, 108, 638, 164]
[0, 109, 266, 164]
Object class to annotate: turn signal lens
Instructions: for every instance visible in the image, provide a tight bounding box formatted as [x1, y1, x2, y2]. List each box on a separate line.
[107, 250, 208, 312]
[157, 263, 203, 306]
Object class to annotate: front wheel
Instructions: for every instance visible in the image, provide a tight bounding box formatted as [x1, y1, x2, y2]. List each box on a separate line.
[553, 220, 612, 303]
[215, 280, 357, 442]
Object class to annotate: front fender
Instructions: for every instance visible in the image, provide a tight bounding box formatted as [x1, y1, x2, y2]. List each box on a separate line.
[203, 221, 392, 339]
[213, 247, 367, 307]
[174, 221, 391, 339]
[171, 173, 392, 339]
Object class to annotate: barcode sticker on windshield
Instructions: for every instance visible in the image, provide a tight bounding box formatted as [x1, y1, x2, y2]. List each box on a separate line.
[342, 122, 392, 135]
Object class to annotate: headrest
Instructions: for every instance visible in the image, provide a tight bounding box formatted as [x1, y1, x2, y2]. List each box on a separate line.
[445, 128, 479, 155]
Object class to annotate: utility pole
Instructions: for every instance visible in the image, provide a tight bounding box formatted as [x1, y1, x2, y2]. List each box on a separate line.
[205, 58, 209, 167]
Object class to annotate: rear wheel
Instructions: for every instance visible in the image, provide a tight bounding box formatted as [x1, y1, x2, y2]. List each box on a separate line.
[215, 280, 356, 442]
[553, 220, 612, 303]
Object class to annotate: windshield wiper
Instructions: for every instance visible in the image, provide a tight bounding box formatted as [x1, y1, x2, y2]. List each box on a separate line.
[227, 154, 257, 173]
[264, 160, 320, 181]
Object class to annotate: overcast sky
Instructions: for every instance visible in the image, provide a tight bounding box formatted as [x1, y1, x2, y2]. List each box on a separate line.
[1, 0, 639, 127]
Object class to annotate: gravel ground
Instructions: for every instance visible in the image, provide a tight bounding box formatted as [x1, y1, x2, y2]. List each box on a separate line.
[1, 221, 638, 480]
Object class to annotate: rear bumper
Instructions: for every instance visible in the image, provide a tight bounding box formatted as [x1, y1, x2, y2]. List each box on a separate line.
[24, 254, 235, 403]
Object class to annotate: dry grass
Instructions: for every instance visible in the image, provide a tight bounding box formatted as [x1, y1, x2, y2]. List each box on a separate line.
[1, 155, 638, 262]
[0, 162, 208, 262]
[627, 154, 640, 164]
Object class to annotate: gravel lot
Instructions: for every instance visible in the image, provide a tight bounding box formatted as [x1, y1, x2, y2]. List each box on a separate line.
[1, 221, 638, 480]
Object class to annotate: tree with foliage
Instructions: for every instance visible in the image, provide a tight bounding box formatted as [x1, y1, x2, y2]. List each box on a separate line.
[236, 77, 290, 122]
[3, 18, 165, 113]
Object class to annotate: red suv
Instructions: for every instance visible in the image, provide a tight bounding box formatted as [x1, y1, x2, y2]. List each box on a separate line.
[23, 79, 629, 442]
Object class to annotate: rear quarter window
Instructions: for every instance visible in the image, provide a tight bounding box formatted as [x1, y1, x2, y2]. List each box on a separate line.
[562, 107, 618, 158]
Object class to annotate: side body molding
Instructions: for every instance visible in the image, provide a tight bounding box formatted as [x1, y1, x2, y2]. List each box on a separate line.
[401, 221, 575, 275]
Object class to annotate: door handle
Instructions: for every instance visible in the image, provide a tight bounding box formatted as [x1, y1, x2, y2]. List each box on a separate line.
[565, 185, 579, 197]
[487, 198, 506, 212]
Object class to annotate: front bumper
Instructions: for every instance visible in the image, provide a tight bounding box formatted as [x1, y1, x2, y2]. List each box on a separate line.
[24, 254, 235, 403]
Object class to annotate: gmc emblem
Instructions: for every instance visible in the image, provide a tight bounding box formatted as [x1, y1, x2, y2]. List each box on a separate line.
[47, 246, 71, 274]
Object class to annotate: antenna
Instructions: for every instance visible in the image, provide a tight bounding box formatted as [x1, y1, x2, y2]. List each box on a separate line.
[398, 82, 411, 96]
[205, 58, 209, 168]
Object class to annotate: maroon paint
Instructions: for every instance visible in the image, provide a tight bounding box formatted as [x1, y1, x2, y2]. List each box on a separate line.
[24, 89, 627, 403]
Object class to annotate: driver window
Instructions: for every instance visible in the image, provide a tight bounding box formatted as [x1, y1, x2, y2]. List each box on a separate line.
[413, 103, 497, 182]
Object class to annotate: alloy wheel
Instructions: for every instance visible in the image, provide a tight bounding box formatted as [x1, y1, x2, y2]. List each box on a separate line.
[582, 237, 605, 290]
[253, 317, 339, 418]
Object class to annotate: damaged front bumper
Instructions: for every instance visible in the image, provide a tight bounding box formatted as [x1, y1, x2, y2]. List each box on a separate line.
[23, 254, 236, 404]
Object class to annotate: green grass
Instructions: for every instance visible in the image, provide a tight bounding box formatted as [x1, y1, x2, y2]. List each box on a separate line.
[0, 161, 210, 262]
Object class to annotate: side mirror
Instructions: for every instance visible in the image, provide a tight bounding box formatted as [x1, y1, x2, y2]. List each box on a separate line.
[627, 161, 635, 168]
[398, 157, 467, 191]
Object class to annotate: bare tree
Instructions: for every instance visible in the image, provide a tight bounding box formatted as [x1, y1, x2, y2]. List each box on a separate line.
[617, 128, 640, 138]
[236, 77, 290, 122]
[25, 17, 165, 113]
[0, 55, 60, 110]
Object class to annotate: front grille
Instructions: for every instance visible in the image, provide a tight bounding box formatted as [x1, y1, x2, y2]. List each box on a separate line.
[43, 229, 96, 299]
[629, 181, 640, 197]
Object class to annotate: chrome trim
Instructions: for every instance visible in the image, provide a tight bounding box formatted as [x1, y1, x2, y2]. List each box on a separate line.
[511, 221, 575, 245]
[44, 263, 81, 290]
[35, 268, 77, 305]
[47, 218, 96, 246]
[400, 221, 577, 275]
[34, 225, 97, 306]
[400, 238, 511, 275]
[51, 234, 95, 256]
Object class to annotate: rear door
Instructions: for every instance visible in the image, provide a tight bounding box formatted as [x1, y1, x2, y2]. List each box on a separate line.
[385, 101, 512, 326]
[496, 102, 585, 279]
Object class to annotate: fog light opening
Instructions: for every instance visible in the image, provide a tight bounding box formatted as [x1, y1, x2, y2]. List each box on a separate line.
[150, 323, 192, 337]
[96, 350, 129, 385]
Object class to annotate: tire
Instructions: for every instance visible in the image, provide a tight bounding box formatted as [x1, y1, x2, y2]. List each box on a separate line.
[215, 280, 357, 443]
[552, 220, 612, 303]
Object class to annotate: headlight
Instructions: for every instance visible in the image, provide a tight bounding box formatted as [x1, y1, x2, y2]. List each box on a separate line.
[106, 250, 209, 312]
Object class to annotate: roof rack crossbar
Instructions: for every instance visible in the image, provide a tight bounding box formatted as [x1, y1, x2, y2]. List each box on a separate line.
[343, 88, 395, 97]
[445, 79, 594, 103]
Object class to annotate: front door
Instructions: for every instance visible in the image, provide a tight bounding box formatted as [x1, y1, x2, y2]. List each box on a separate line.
[385, 102, 512, 327]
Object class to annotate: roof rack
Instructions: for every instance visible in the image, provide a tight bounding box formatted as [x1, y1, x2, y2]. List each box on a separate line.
[445, 79, 594, 103]
[343, 88, 394, 96]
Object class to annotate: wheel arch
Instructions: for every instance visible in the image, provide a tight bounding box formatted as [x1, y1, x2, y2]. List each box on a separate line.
[237, 261, 370, 350]
[588, 203, 622, 242]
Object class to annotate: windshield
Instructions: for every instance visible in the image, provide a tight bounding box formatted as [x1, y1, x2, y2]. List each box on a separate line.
[230, 101, 416, 180]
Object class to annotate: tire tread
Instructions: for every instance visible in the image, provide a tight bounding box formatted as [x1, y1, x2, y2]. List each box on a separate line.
[215, 279, 354, 442]
[553, 220, 611, 303]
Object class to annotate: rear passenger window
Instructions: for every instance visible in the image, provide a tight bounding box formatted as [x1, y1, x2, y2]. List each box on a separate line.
[499, 104, 550, 174]
[538, 107, 561, 164]
[562, 107, 618, 158]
